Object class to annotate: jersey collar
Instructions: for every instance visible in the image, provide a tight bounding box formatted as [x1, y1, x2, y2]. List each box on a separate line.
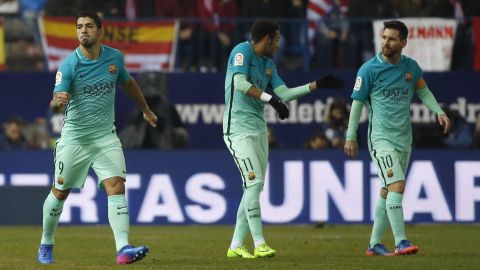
[75, 45, 104, 61]
[377, 53, 404, 65]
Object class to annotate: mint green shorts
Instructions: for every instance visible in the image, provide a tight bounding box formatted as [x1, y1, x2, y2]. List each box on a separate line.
[53, 136, 126, 190]
[370, 147, 411, 187]
[224, 133, 268, 189]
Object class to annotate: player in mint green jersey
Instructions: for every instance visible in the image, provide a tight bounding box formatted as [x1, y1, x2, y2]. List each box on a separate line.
[223, 20, 344, 258]
[344, 20, 451, 256]
[37, 12, 157, 265]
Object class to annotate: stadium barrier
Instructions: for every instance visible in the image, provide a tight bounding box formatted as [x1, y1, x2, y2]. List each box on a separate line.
[1, 71, 480, 149]
[0, 150, 478, 225]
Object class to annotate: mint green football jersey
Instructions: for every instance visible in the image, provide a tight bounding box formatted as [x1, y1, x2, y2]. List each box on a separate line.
[223, 41, 285, 134]
[351, 54, 424, 151]
[54, 45, 130, 144]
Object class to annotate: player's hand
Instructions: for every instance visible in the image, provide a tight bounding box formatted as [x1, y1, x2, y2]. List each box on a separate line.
[316, 75, 344, 90]
[344, 140, 358, 158]
[438, 114, 450, 134]
[143, 110, 158, 127]
[54, 92, 70, 107]
[268, 96, 289, 120]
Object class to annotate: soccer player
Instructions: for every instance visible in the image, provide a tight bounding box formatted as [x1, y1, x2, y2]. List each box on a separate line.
[223, 19, 344, 258]
[344, 20, 451, 256]
[37, 12, 157, 265]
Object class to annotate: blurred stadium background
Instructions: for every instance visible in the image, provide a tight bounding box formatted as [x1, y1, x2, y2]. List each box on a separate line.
[0, 0, 479, 268]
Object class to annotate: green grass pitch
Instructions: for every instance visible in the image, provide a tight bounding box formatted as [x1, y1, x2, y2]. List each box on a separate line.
[1, 224, 479, 269]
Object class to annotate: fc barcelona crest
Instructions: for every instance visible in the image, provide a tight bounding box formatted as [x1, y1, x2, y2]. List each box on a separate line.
[248, 172, 256, 180]
[57, 176, 64, 185]
[265, 68, 272, 79]
[405, 72, 413, 82]
[108, 64, 118, 74]
[386, 169, 394, 178]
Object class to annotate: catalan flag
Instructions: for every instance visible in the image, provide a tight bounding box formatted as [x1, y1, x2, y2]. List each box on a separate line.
[0, 18, 5, 71]
[38, 16, 178, 72]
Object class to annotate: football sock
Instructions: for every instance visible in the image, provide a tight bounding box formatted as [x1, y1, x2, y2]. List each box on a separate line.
[244, 183, 265, 247]
[230, 193, 249, 250]
[386, 192, 406, 246]
[108, 194, 130, 251]
[41, 191, 65, 245]
[369, 197, 389, 246]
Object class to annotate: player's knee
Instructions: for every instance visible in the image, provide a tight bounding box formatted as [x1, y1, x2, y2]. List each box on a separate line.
[103, 177, 126, 195]
[387, 180, 405, 193]
[51, 187, 70, 200]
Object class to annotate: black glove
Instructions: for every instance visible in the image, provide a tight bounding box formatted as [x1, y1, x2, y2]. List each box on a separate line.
[316, 75, 345, 89]
[268, 96, 289, 120]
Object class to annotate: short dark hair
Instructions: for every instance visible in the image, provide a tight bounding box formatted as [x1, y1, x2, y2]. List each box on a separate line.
[384, 20, 408, 40]
[76, 11, 102, 29]
[251, 20, 280, 43]
[6, 115, 24, 126]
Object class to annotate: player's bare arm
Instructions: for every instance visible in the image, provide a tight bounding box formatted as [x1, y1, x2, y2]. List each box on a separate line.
[344, 140, 358, 158]
[50, 92, 70, 113]
[438, 114, 451, 134]
[122, 78, 158, 127]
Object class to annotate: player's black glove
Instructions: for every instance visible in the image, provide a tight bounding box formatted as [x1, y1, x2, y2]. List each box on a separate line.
[268, 96, 289, 120]
[316, 75, 345, 89]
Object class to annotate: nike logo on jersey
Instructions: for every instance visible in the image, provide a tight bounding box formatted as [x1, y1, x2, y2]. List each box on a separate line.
[122, 170, 126, 173]
[117, 206, 127, 210]
[247, 207, 260, 212]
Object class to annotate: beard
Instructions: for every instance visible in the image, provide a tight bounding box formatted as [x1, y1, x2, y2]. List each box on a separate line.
[382, 47, 397, 58]
[80, 37, 95, 48]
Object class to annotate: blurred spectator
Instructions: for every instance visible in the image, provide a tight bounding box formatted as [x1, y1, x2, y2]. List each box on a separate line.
[430, 0, 454, 17]
[154, 0, 197, 72]
[44, 0, 101, 16]
[413, 123, 445, 148]
[442, 108, 473, 148]
[281, 0, 308, 70]
[310, 0, 351, 69]
[305, 131, 330, 149]
[24, 117, 51, 149]
[195, 0, 239, 72]
[119, 72, 188, 149]
[394, 0, 435, 17]
[348, 0, 397, 66]
[474, 113, 480, 148]
[102, 0, 126, 18]
[462, 0, 480, 16]
[240, 0, 286, 65]
[20, 0, 47, 19]
[0, 116, 28, 150]
[268, 126, 283, 149]
[322, 97, 349, 148]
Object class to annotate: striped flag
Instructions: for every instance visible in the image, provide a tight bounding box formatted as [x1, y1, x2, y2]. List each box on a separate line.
[38, 16, 178, 72]
[307, 0, 348, 54]
[0, 18, 5, 71]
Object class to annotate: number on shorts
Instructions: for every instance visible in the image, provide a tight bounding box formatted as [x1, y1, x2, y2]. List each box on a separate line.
[380, 155, 393, 168]
[58, 161, 64, 175]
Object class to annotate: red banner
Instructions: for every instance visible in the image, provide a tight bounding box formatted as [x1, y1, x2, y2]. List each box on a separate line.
[38, 16, 178, 72]
[473, 17, 480, 71]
